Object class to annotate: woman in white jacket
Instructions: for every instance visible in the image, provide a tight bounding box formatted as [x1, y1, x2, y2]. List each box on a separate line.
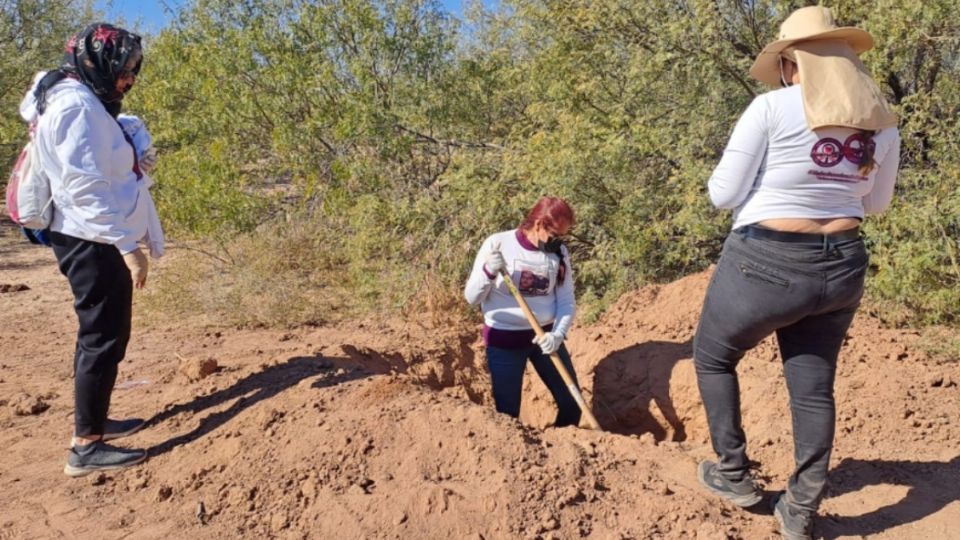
[464, 197, 583, 427]
[22, 23, 160, 476]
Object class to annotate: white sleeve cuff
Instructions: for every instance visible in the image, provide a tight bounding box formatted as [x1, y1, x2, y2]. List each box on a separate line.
[116, 240, 139, 255]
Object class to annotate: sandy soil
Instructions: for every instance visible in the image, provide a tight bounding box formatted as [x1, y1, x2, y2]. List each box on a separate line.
[1, 221, 957, 540]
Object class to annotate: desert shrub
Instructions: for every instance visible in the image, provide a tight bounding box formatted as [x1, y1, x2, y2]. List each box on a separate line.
[8, 0, 958, 329]
[0, 1, 95, 173]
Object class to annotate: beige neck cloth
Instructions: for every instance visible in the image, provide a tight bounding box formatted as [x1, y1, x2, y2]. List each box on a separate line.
[784, 40, 898, 131]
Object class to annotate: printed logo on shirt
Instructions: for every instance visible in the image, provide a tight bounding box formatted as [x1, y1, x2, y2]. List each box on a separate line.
[840, 133, 875, 165]
[810, 138, 844, 167]
[809, 133, 874, 183]
[513, 260, 552, 297]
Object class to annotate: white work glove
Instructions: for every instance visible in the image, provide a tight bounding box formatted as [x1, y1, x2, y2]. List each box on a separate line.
[139, 145, 158, 173]
[123, 247, 149, 290]
[484, 240, 505, 277]
[533, 331, 564, 355]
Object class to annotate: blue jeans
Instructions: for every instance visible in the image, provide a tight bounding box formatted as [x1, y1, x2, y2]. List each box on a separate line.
[694, 228, 867, 514]
[486, 344, 582, 427]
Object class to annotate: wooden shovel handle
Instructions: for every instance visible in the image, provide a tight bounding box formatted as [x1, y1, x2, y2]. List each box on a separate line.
[497, 268, 601, 430]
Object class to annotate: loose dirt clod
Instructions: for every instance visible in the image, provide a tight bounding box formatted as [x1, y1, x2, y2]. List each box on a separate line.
[177, 354, 219, 382]
[10, 393, 50, 416]
[0, 283, 29, 294]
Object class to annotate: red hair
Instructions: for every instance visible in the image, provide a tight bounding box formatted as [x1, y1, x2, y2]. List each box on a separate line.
[519, 197, 575, 285]
[519, 196, 575, 232]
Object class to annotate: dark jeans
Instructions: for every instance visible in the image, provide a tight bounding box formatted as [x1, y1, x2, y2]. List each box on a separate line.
[486, 343, 582, 427]
[50, 231, 133, 437]
[693, 228, 867, 514]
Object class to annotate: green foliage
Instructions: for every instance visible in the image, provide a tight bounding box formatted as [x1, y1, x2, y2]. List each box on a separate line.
[0, 0, 95, 172]
[845, 0, 960, 325]
[8, 0, 959, 327]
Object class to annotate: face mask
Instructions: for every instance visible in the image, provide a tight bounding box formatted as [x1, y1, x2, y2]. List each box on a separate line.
[538, 237, 563, 253]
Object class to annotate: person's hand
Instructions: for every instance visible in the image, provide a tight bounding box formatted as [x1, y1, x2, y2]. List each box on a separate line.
[140, 145, 158, 173]
[533, 331, 564, 355]
[123, 247, 149, 289]
[484, 240, 506, 277]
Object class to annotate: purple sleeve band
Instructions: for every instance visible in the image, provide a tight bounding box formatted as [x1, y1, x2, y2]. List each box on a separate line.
[483, 265, 497, 280]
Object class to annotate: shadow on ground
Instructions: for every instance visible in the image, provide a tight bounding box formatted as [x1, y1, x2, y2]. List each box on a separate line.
[591, 339, 692, 441]
[146, 354, 379, 457]
[818, 456, 960, 539]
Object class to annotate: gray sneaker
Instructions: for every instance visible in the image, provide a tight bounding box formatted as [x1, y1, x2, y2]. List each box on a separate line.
[102, 418, 146, 441]
[697, 460, 762, 507]
[772, 493, 813, 540]
[63, 441, 147, 477]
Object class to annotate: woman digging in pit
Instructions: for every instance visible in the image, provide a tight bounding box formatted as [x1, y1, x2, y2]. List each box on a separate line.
[464, 196, 584, 428]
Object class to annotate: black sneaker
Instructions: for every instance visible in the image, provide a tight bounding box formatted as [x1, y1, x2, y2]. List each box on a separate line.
[102, 418, 146, 441]
[63, 441, 147, 477]
[772, 493, 813, 540]
[697, 460, 762, 507]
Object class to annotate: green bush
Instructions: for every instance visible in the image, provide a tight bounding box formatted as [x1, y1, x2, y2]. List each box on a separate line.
[8, 0, 958, 329]
[0, 1, 96, 174]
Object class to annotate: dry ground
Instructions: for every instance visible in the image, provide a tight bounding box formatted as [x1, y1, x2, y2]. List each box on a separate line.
[1, 222, 957, 539]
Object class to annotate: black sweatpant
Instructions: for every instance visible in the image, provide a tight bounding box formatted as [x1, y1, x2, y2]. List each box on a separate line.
[693, 227, 867, 514]
[49, 231, 133, 437]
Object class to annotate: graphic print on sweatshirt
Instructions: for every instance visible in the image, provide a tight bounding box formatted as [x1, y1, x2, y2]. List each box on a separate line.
[513, 259, 552, 297]
[809, 132, 874, 183]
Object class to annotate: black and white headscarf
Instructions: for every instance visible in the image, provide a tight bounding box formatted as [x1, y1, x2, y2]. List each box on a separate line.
[35, 23, 143, 118]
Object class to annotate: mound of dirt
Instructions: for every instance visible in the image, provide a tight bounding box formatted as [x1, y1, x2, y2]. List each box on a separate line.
[1, 226, 957, 539]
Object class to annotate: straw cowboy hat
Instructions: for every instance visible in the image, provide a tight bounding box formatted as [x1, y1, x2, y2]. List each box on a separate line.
[750, 6, 874, 87]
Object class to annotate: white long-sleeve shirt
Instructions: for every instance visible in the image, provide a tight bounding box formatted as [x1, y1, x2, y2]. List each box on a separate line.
[20, 72, 152, 254]
[708, 85, 901, 229]
[464, 229, 576, 339]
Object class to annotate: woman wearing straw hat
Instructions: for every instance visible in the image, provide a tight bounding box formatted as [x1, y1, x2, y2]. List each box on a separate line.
[692, 6, 900, 539]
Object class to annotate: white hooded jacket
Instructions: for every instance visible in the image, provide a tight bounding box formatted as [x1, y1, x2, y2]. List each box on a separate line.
[19, 72, 163, 256]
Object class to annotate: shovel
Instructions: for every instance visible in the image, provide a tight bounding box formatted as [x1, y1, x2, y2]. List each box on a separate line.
[497, 267, 601, 430]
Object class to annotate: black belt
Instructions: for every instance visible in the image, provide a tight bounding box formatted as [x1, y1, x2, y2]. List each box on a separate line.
[737, 224, 861, 243]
